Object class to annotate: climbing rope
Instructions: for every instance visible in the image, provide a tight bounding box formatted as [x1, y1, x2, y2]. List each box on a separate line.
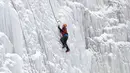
[48, 0, 67, 70]
[48, 0, 59, 24]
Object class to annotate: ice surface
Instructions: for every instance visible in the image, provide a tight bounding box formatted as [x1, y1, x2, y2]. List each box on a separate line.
[0, 0, 130, 73]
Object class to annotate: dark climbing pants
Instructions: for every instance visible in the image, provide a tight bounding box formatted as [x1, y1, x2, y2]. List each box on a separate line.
[60, 36, 70, 51]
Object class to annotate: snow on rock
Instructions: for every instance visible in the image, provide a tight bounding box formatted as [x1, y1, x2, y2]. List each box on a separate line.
[0, 32, 13, 53]
[104, 23, 128, 42]
[0, 67, 12, 73]
[4, 53, 23, 73]
[31, 51, 43, 73]
[0, 32, 13, 73]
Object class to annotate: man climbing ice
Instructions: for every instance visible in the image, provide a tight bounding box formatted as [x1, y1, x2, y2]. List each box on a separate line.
[58, 24, 70, 52]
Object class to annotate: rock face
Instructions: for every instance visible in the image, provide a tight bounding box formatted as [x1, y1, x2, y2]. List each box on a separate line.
[0, 0, 130, 73]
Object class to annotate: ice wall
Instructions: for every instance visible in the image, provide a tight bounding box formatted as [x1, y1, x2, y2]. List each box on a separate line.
[0, 0, 23, 56]
[0, 0, 130, 73]
[82, 0, 130, 73]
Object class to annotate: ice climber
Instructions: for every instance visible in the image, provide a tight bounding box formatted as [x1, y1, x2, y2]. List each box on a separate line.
[58, 24, 70, 52]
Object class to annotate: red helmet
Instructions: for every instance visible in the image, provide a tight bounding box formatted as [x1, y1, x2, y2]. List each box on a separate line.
[63, 24, 67, 27]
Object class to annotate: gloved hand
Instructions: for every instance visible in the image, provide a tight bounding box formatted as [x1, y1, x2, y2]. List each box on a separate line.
[58, 25, 62, 32]
[58, 25, 60, 28]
